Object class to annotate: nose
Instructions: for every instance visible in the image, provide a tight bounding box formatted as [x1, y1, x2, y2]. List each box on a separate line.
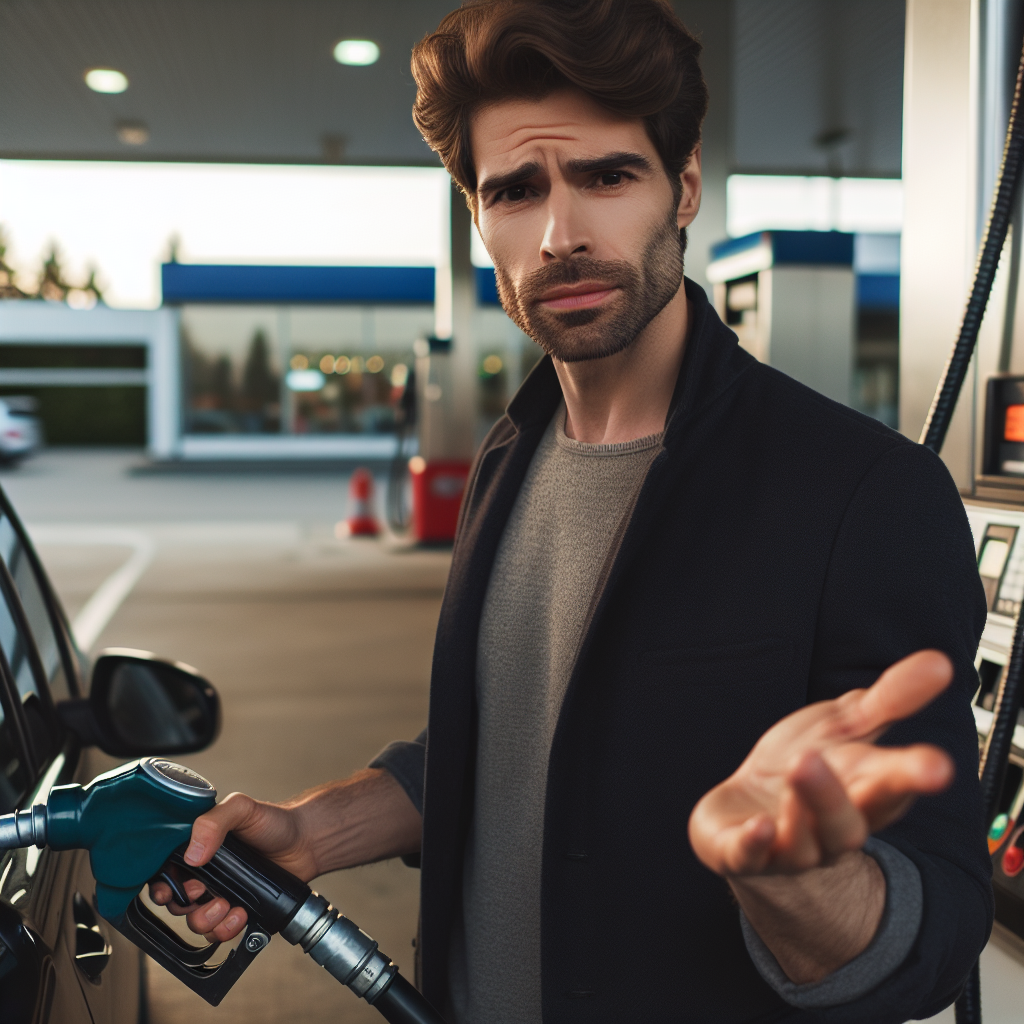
[540, 184, 591, 263]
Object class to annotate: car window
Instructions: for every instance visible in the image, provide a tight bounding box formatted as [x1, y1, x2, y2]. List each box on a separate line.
[0, 515, 72, 702]
[0, 685, 29, 813]
[0, 571, 57, 768]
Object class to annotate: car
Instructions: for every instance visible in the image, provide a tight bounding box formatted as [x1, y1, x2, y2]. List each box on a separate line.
[0, 397, 41, 464]
[0, 483, 221, 1023]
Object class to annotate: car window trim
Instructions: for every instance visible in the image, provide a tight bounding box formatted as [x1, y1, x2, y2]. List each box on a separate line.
[0, 632, 41, 783]
[0, 556, 58, 717]
[0, 489, 83, 698]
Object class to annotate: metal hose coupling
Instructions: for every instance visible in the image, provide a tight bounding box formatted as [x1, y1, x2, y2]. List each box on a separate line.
[281, 893, 397, 1005]
[0, 806, 47, 849]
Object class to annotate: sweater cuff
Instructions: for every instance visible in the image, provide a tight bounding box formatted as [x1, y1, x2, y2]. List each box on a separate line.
[739, 837, 923, 1009]
[368, 733, 427, 814]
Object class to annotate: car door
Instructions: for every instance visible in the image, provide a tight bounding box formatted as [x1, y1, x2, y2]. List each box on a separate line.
[0, 498, 140, 1024]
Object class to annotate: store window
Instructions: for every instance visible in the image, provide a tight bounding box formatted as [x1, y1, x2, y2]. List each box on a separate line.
[181, 306, 282, 434]
[180, 304, 434, 436]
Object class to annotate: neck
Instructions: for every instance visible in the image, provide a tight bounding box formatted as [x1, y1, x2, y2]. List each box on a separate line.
[554, 282, 690, 445]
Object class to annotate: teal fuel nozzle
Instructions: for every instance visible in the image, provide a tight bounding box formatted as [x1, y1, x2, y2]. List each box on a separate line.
[0, 757, 216, 920]
[0, 757, 446, 1023]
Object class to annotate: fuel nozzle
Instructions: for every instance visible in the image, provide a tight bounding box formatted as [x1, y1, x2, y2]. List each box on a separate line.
[0, 804, 47, 849]
[0, 757, 445, 1023]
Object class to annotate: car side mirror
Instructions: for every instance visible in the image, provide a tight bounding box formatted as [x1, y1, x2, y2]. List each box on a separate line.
[58, 648, 221, 758]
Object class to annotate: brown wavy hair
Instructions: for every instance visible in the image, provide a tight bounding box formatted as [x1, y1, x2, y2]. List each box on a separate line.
[411, 0, 709, 212]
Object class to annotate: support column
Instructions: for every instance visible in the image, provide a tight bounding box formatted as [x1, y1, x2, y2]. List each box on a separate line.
[899, 0, 977, 487]
[421, 181, 478, 464]
[149, 307, 181, 459]
[450, 182, 478, 455]
[901, 0, 1024, 488]
[675, 0, 734, 295]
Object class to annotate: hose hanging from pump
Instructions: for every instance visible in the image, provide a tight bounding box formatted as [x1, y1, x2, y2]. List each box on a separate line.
[918, 32, 1024, 1024]
[387, 363, 417, 534]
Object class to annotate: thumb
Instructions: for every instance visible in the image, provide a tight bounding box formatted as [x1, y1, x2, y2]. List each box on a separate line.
[184, 792, 262, 867]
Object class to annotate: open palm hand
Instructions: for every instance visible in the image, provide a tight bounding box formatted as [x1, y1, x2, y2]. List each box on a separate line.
[688, 650, 956, 877]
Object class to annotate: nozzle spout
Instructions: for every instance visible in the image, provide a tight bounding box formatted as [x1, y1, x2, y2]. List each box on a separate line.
[0, 806, 47, 849]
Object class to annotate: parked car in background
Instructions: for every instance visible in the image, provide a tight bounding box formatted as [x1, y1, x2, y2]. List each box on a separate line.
[0, 397, 41, 463]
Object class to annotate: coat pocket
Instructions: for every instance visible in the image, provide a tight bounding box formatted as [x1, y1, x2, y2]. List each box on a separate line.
[631, 637, 798, 773]
[642, 636, 793, 686]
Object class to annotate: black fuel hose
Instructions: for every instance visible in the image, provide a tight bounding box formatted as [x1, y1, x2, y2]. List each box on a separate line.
[918, 31, 1024, 1024]
[387, 365, 417, 534]
[374, 974, 444, 1024]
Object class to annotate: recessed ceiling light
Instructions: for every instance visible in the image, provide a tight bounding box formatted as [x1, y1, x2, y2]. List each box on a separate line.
[85, 68, 129, 94]
[116, 121, 149, 145]
[333, 40, 379, 66]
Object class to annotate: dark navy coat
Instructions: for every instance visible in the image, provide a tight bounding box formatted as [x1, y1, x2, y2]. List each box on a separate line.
[413, 279, 991, 1022]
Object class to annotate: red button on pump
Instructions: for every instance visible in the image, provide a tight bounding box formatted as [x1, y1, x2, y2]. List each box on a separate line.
[1003, 843, 1024, 878]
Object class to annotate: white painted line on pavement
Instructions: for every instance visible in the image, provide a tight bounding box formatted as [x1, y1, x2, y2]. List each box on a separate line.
[26, 526, 156, 652]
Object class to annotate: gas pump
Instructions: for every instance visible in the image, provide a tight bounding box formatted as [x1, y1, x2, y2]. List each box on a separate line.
[409, 336, 472, 544]
[706, 230, 856, 406]
[916, 26, 1024, 1024]
[385, 336, 473, 545]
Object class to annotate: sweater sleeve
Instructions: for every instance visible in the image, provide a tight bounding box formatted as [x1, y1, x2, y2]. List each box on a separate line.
[741, 838, 922, 1008]
[793, 441, 991, 1023]
[369, 727, 428, 814]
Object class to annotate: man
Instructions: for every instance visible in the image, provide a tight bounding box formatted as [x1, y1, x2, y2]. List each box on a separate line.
[153, 2, 992, 1020]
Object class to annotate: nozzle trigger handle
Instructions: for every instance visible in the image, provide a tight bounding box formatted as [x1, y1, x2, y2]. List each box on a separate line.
[106, 895, 271, 1007]
[155, 869, 191, 909]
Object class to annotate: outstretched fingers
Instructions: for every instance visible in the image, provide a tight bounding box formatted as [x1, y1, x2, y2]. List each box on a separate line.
[789, 750, 866, 858]
[851, 650, 953, 739]
[846, 744, 955, 828]
[719, 814, 777, 875]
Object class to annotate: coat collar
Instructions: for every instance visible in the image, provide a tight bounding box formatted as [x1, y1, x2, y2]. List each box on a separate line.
[503, 277, 755, 444]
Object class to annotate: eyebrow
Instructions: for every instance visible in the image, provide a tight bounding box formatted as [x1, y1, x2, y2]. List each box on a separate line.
[477, 151, 653, 198]
[563, 151, 653, 175]
[478, 161, 541, 198]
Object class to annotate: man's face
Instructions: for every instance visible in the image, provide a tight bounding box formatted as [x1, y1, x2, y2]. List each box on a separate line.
[471, 89, 700, 363]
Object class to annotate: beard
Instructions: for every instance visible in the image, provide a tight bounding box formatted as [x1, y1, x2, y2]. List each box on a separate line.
[493, 212, 685, 364]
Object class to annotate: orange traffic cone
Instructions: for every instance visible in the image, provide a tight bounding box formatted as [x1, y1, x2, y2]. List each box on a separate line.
[337, 468, 380, 538]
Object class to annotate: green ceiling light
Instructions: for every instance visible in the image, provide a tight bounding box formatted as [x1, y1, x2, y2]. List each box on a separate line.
[85, 68, 129, 94]
[333, 39, 379, 66]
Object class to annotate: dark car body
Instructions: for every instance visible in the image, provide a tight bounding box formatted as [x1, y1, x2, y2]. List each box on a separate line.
[0, 486, 144, 1024]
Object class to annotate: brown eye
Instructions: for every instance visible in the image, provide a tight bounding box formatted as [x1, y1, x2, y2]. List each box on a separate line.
[505, 186, 527, 202]
[600, 172, 623, 186]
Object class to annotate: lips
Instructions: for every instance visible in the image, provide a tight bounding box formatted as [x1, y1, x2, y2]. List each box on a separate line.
[538, 283, 618, 310]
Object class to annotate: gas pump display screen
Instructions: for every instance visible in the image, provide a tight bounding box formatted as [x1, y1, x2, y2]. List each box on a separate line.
[980, 538, 1011, 578]
[978, 523, 1019, 613]
[1006, 405, 1024, 442]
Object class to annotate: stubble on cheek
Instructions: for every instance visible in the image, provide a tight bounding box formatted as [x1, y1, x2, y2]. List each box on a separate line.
[492, 211, 684, 364]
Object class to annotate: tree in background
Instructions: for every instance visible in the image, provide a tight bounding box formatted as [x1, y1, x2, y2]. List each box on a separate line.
[240, 330, 280, 432]
[0, 226, 27, 299]
[82, 266, 105, 305]
[36, 243, 72, 302]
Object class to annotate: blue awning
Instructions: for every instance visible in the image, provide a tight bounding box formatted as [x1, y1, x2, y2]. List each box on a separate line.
[476, 267, 501, 306]
[161, 264, 435, 304]
[857, 273, 900, 310]
[710, 230, 855, 267]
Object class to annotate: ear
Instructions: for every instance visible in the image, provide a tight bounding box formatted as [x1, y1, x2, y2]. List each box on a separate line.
[677, 146, 703, 229]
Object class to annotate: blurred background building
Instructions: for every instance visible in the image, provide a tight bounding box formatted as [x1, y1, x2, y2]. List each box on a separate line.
[0, 0, 907, 462]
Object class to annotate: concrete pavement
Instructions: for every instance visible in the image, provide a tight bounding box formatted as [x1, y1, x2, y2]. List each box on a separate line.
[5, 449, 448, 1024]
